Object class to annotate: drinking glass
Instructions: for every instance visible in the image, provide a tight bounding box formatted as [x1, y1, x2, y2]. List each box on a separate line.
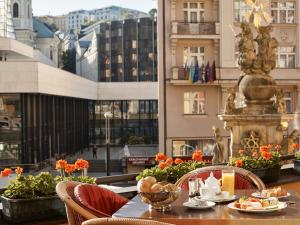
[222, 170, 235, 196]
[188, 177, 199, 198]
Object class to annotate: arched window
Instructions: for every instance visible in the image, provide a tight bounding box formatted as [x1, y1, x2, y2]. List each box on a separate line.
[13, 3, 19, 18]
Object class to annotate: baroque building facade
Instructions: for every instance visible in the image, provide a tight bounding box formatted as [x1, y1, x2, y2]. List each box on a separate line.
[158, 0, 300, 158]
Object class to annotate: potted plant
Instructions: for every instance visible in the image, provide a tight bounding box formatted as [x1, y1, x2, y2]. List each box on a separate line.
[229, 144, 282, 183]
[293, 144, 300, 175]
[0, 159, 96, 223]
[137, 150, 205, 184]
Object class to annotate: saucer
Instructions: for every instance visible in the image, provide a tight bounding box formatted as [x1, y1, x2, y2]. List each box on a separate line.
[183, 200, 216, 209]
[201, 195, 237, 203]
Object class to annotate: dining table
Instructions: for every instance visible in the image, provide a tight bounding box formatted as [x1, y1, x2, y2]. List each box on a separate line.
[113, 189, 300, 225]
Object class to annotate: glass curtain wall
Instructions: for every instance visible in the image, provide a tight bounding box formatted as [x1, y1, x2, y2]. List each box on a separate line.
[98, 17, 157, 82]
[92, 100, 158, 145]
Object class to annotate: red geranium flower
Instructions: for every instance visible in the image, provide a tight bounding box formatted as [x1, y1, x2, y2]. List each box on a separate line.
[15, 167, 23, 175]
[75, 159, 89, 170]
[155, 153, 167, 162]
[1, 168, 12, 177]
[55, 159, 68, 170]
[166, 158, 173, 166]
[292, 143, 299, 149]
[260, 146, 269, 153]
[192, 150, 203, 162]
[235, 160, 244, 168]
[262, 151, 272, 160]
[174, 158, 183, 165]
[159, 162, 168, 169]
[64, 164, 76, 174]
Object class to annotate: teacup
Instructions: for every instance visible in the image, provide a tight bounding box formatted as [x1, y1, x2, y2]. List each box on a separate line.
[200, 187, 215, 199]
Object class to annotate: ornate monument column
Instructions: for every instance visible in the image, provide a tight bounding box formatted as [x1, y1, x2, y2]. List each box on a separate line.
[219, 0, 295, 156]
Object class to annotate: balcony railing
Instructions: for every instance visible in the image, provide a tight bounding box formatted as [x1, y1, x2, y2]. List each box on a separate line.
[171, 66, 219, 83]
[171, 21, 220, 35]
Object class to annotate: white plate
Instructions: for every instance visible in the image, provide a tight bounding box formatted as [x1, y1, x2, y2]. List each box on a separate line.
[251, 192, 291, 199]
[227, 202, 287, 213]
[183, 201, 216, 209]
[201, 195, 238, 203]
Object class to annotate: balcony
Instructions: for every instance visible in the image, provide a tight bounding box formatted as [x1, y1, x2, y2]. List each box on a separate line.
[171, 21, 220, 39]
[170, 66, 220, 85]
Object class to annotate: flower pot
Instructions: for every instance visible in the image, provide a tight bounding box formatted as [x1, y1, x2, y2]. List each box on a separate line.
[251, 167, 280, 184]
[293, 160, 300, 175]
[0, 195, 65, 223]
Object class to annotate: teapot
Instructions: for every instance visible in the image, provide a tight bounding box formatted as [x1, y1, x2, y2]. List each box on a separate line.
[200, 172, 221, 194]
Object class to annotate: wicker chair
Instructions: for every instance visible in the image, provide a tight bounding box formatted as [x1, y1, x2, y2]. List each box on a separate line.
[175, 165, 266, 191]
[56, 181, 98, 225]
[82, 218, 174, 225]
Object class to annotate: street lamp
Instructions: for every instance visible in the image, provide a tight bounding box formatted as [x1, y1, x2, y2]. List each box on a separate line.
[104, 111, 113, 176]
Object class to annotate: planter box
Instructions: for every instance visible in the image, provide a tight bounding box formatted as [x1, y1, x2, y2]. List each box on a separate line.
[251, 167, 280, 184]
[0, 195, 65, 224]
[293, 160, 300, 175]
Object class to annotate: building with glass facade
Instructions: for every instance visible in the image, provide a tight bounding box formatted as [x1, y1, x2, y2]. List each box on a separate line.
[76, 17, 158, 147]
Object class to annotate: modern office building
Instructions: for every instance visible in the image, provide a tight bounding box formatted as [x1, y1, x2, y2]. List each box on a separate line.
[158, 0, 300, 157]
[76, 17, 158, 146]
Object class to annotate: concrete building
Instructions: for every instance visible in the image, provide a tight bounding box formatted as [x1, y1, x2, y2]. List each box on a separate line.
[158, 0, 300, 157]
[67, 10, 91, 32]
[90, 5, 148, 22]
[53, 15, 67, 31]
[76, 17, 158, 146]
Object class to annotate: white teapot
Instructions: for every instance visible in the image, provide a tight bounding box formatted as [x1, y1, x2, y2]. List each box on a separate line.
[200, 172, 221, 194]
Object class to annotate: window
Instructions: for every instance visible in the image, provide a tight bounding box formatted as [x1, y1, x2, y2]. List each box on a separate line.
[234, 0, 251, 22]
[173, 139, 214, 157]
[132, 40, 137, 49]
[183, 46, 205, 66]
[271, 1, 296, 23]
[132, 53, 137, 61]
[284, 92, 292, 113]
[184, 92, 205, 114]
[13, 3, 19, 18]
[277, 46, 295, 68]
[183, 2, 204, 23]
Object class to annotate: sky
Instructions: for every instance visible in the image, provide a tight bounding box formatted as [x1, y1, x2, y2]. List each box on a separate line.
[32, 0, 157, 16]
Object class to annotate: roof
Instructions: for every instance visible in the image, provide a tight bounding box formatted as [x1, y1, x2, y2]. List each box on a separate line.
[33, 18, 54, 38]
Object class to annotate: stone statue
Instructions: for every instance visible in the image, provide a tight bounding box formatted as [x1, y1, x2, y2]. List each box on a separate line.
[255, 26, 278, 75]
[212, 126, 225, 164]
[224, 91, 236, 115]
[236, 23, 278, 76]
[275, 89, 286, 114]
[281, 129, 298, 155]
[237, 22, 256, 75]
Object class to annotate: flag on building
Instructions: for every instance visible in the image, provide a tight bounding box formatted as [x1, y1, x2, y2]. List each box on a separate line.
[200, 63, 205, 83]
[193, 59, 199, 83]
[189, 60, 195, 83]
[205, 62, 211, 83]
[210, 60, 216, 82]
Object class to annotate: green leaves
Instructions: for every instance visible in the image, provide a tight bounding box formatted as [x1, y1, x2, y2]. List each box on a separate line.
[3, 172, 96, 200]
[136, 161, 205, 184]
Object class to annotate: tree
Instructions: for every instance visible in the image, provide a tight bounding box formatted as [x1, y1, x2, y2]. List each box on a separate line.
[62, 49, 76, 74]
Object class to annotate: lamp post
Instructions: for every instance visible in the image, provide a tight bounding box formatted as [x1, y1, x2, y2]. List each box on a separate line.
[104, 111, 113, 176]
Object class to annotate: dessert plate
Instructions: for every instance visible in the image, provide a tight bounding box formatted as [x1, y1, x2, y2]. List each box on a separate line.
[227, 202, 287, 213]
[251, 192, 291, 199]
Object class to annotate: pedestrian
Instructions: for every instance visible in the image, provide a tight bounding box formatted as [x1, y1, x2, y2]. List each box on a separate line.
[92, 144, 97, 159]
